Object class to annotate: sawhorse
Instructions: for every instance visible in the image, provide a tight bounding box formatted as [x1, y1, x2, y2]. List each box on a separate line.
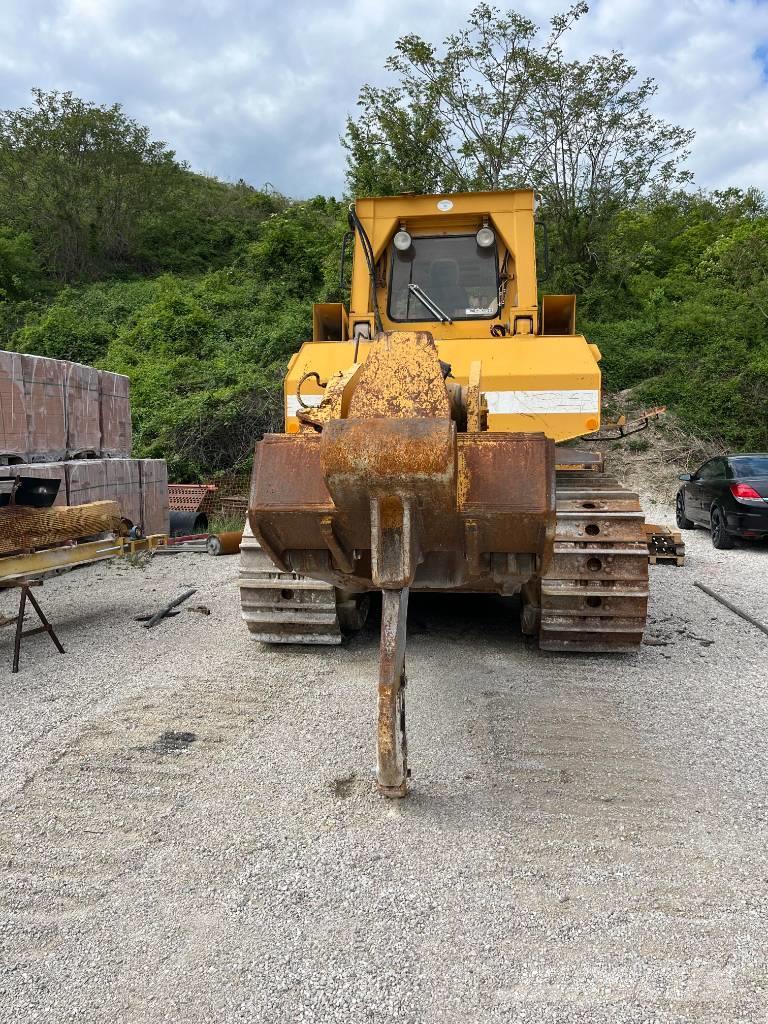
[1, 579, 65, 674]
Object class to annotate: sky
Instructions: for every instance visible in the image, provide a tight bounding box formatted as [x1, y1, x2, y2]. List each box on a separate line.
[2, 0, 768, 197]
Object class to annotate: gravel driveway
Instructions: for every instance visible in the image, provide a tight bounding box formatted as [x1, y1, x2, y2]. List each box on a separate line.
[1, 506, 767, 1024]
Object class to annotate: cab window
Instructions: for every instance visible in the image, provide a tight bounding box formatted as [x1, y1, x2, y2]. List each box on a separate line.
[388, 234, 499, 323]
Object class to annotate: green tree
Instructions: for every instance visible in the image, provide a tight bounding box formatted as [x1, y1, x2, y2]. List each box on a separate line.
[0, 228, 41, 300]
[0, 89, 184, 280]
[344, 4, 693, 278]
[136, 175, 287, 273]
[581, 189, 768, 451]
[345, 4, 588, 195]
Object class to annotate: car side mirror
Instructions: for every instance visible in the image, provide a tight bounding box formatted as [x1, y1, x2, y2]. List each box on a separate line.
[678, 473, 692, 482]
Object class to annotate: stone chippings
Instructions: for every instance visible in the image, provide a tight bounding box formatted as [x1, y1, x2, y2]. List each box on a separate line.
[0, 500, 766, 1023]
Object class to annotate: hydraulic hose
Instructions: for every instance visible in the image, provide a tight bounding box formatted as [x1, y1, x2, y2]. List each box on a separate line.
[348, 203, 383, 335]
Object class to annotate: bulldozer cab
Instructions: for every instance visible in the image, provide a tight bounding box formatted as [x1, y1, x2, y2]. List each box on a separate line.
[294, 190, 599, 443]
[347, 190, 541, 341]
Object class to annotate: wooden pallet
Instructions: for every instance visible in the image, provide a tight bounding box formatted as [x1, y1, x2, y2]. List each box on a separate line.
[644, 523, 685, 566]
[219, 494, 248, 518]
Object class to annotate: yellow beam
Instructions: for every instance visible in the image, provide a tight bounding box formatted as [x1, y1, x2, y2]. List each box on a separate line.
[0, 534, 168, 582]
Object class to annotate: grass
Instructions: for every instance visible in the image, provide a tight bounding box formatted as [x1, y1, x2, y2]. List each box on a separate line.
[207, 512, 246, 535]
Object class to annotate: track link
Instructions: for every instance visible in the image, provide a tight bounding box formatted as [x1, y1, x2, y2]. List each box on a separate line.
[539, 471, 649, 653]
[239, 521, 343, 644]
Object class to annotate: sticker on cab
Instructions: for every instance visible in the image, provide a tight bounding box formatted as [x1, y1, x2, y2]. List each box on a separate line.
[436, 199, 453, 211]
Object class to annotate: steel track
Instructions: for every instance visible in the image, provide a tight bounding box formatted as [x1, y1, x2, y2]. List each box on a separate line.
[538, 471, 650, 652]
[238, 522, 343, 645]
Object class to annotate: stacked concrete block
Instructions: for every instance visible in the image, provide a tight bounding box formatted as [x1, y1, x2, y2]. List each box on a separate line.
[65, 361, 101, 458]
[139, 459, 170, 536]
[99, 371, 132, 458]
[104, 458, 142, 528]
[66, 459, 108, 507]
[2, 352, 134, 463]
[22, 355, 67, 462]
[2, 350, 168, 537]
[0, 350, 28, 462]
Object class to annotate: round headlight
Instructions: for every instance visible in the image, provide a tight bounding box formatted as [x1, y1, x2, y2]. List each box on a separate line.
[393, 230, 412, 252]
[476, 226, 495, 248]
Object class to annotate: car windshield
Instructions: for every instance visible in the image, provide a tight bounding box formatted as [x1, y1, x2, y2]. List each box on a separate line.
[729, 456, 768, 478]
[389, 234, 499, 322]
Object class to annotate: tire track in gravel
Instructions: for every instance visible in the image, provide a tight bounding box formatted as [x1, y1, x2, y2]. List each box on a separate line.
[0, 665, 279, 972]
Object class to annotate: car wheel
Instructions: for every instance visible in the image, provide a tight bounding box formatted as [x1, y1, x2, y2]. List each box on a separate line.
[710, 505, 735, 549]
[675, 491, 695, 529]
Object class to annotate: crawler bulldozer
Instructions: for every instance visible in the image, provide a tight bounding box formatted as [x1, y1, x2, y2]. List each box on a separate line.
[240, 189, 649, 796]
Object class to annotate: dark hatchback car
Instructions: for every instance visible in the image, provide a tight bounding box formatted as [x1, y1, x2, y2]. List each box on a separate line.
[676, 453, 768, 548]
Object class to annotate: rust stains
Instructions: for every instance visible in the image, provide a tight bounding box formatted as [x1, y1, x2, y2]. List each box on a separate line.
[347, 331, 451, 420]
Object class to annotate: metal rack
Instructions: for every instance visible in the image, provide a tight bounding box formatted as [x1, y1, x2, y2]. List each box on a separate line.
[1, 534, 167, 673]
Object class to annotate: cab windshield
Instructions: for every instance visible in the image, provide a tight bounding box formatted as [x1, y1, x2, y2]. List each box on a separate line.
[388, 234, 499, 323]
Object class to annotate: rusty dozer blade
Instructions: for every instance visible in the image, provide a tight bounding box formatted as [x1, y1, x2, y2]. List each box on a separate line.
[249, 331, 558, 797]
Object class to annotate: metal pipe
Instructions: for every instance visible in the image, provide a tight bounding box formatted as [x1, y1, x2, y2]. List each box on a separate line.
[694, 581, 768, 637]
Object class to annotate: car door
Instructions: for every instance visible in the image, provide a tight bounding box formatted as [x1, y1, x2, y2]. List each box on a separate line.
[698, 457, 727, 524]
[686, 460, 711, 523]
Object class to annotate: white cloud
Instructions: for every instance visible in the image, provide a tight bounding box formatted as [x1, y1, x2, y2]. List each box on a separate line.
[2, 0, 768, 196]
[560, 0, 768, 190]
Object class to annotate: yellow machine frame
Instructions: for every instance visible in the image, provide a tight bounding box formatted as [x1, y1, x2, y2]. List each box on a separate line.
[284, 189, 602, 441]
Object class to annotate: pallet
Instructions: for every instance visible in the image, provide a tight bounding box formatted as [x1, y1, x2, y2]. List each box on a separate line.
[648, 551, 685, 566]
[219, 495, 248, 520]
[644, 523, 685, 566]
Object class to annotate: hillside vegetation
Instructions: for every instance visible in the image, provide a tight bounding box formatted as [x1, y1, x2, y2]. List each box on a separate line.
[2, 9, 767, 480]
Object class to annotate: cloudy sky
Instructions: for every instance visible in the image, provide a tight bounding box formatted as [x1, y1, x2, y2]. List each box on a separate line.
[2, 0, 768, 197]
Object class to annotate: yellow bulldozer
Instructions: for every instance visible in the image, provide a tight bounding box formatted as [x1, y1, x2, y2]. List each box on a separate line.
[240, 189, 649, 796]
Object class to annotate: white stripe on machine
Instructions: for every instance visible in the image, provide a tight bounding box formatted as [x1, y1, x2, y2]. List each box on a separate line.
[286, 395, 323, 417]
[484, 390, 599, 415]
[287, 390, 598, 418]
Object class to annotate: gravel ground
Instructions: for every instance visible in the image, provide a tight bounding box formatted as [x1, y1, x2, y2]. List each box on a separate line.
[1, 505, 767, 1024]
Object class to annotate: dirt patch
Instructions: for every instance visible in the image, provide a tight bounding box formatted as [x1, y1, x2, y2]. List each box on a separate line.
[329, 771, 357, 798]
[587, 399, 726, 504]
[148, 729, 197, 754]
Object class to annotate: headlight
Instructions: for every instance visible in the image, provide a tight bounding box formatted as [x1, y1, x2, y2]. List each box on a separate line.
[393, 230, 412, 252]
[476, 226, 495, 248]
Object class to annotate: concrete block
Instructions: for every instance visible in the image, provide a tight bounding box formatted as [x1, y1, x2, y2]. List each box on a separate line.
[22, 354, 66, 461]
[0, 350, 28, 462]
